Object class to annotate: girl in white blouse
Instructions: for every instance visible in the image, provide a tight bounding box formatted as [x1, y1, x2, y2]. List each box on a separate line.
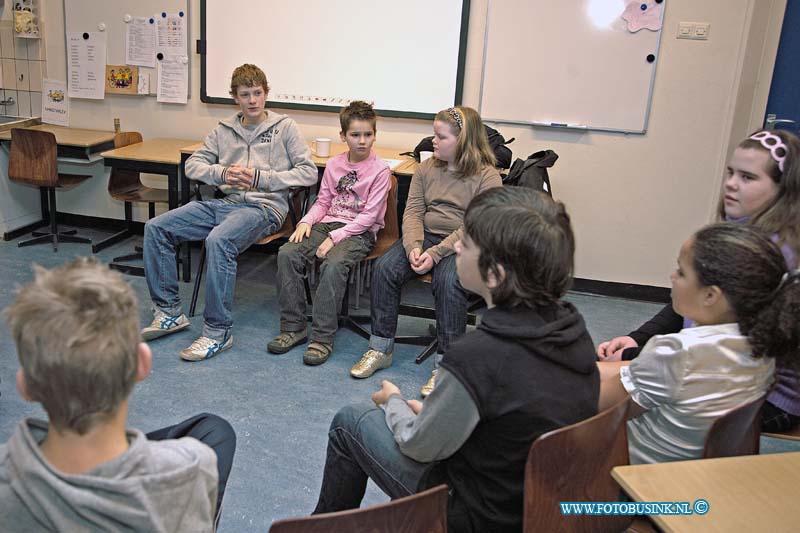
[598, 223, 800, 464]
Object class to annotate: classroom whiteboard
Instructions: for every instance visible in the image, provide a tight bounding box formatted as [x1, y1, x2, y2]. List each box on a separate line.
[479, 0, 665, 133]
[199, 0, 469, 119]
[63, 0, 190, 97]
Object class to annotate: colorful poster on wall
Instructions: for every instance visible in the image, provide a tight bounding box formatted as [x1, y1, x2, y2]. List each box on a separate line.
[105, 65, 138, 95]
[42, 79, 69, 126]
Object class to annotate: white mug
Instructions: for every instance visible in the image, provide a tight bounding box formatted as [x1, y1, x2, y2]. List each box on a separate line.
[419, 151, 434, 162]
[312, 138, 332, 158]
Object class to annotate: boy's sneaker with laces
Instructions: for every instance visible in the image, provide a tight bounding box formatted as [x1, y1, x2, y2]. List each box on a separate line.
[180, 335, 233, 362]
[141, 309, 190, 341]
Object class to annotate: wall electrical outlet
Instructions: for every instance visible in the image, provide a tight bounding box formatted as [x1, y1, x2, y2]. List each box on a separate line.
[677, 22, 710, 40]
[677, 22, 694, 38]
[693, 23, 710, 39]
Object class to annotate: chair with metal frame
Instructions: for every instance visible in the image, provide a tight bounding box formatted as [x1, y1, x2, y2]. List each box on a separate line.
[5, 128, 92, 251]
[269, 484, 448, 533]
[189, 188, 308, 316]
[702, 394, 766, 459]
[92, 132, 171, 275]
[523, 397, 633, 533]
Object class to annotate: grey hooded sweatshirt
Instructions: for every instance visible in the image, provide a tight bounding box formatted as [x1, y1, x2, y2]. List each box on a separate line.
[185, 110, 318, 223]
[0, 419, 218, 532]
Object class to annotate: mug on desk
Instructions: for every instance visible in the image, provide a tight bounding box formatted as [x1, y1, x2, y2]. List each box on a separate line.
[311, 138, 332, 158]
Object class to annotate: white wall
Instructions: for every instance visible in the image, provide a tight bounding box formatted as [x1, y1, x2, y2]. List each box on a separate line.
[39, 0, 783, 287]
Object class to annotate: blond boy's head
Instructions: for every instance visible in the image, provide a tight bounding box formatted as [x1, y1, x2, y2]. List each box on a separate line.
[229, 63, 270, 97]
[6, 258, 142, 435]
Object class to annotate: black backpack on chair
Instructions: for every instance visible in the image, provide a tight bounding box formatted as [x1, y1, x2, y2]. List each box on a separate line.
[504, 149, 559, 196]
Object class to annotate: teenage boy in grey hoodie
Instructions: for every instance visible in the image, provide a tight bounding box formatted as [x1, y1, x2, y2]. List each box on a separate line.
[0, 258, 236, 532]
[141, 63, 318, 361]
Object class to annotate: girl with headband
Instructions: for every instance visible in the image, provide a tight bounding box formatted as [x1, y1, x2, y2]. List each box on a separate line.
[350, 106, 502, 397]
[598, 223, 800, 463]
[598, 129, 800, 433]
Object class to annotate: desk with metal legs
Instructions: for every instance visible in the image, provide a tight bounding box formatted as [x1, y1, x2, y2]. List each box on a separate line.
[101, 138, 199, 279]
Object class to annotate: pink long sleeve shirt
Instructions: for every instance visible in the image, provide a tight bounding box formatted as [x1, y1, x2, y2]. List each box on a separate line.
[299, 151, 391, 244]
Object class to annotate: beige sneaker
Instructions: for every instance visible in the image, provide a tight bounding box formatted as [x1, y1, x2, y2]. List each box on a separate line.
[350, 349, 393, 379]
[420, 369, 438, 398]
[180, 335, 233, 362]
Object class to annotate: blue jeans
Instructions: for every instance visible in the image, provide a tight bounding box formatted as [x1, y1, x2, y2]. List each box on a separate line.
[313, 403, 433, 513]
[369, 233, 469, 363]
[143, 199, 279, 339]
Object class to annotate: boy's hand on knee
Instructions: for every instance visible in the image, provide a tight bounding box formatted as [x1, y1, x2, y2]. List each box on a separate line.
[289, 223, 311, 243]
[406, 400, 424, 414]
[372, 380, 402, 406]
[316, 237, 334, 259]
[411, 252, 434, 275]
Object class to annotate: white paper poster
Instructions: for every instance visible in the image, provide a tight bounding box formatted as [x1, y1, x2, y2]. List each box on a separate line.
[155, 12, 187, 56]
[125, 16, 155, 68]
[67, 32, 106, 99]
[157, 58, 188, 104]
[42, 79, 69, 126]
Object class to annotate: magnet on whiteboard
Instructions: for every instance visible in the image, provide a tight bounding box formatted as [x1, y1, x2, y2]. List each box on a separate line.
[180, 56, 188, 64]
[98, 22, 106, 31]
[124, 14, 132, 23]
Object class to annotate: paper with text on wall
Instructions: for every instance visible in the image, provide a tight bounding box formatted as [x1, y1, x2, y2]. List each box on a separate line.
[126, 16, 156, 68]
[67, 31, 106, 99]
[155, 13, 188, 104]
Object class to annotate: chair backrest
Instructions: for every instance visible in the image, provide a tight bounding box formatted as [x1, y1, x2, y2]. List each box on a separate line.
[524, 398, 632, 533]
[257, 187, 307, 245]
[702, 394, 766, 459]
[108, 132, 144, 196]
[366, 174, 398, 259]
[269, 484, 448, 533]
[8, 128, 58, 187]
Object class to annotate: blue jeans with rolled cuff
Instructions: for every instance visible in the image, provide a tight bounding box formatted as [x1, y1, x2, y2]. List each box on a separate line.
[368, 233, 469, 365]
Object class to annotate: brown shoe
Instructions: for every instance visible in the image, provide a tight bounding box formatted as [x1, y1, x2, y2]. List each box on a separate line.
[350, 349, 393, 379]
[420, 369, 438, 398]
[267, 330, 308, 354]
[303, 341, 333, 366]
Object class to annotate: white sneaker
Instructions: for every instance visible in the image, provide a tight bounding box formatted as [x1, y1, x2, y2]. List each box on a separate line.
[180, 335, 233, 362]
[141, 309, 190, 341]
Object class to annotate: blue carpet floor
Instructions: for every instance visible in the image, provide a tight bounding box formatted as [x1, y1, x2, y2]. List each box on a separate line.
[0, 226, 796, 531]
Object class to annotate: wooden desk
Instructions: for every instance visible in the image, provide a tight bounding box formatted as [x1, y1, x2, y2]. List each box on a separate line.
[612, 452, 800, 532]
[0, 124, 115, 160]
[102, 138, 199, 280]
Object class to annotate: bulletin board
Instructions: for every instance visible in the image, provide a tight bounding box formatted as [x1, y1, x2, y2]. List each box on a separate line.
[199, 0, 470, 120]
[63, 0, 190, 98]
[479, 0, 666, 133]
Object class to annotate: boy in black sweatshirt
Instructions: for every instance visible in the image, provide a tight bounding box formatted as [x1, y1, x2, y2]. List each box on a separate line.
[312, 187, 599, 532]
